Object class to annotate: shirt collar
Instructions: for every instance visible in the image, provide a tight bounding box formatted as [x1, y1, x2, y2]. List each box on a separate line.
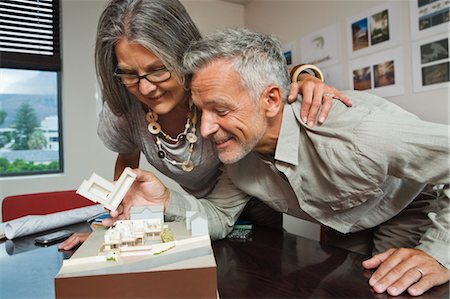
[274, 101, 301, 166]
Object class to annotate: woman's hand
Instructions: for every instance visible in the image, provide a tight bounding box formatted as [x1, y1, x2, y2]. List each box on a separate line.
[288, 74, 352, 127]
[103, 168, 170, 226]
[58, 232, 91, 250]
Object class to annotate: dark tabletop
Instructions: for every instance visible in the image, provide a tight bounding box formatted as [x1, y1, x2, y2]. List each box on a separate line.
[0, 223, 448, 299]
[212, 226, 450, 299]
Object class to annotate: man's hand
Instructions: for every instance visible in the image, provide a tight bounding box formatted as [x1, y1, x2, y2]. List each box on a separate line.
[363, 248, 450, 296]
[103, 168, 170, 226]
[288, 74, 352, 127]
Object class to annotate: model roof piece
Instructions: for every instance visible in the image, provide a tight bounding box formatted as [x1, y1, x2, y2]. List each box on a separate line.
[76, 167, 136, 211]
[130, 205, 163, 222]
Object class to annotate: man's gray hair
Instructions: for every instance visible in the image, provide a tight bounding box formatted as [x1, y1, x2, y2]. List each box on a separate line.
[95, 0, 201, 115]
[183, 28, 290, 101]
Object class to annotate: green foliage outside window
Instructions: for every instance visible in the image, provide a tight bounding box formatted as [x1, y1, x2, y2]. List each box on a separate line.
[0, 157, 59, 174]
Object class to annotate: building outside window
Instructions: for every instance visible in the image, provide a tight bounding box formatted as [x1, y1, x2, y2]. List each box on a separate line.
[0, 0, 62, 177]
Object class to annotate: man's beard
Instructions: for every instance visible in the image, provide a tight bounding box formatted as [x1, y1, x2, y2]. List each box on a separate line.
[217, 123, 266, 164]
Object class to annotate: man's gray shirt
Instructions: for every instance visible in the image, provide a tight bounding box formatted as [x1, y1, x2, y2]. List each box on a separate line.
[226, 90, 449, 267]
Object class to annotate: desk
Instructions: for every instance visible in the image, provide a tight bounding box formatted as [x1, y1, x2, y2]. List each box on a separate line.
[214, 227, 449, 298]
[0, 224, 448, 299]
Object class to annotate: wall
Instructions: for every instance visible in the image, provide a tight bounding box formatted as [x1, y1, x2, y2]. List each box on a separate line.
[244, 0, 449, 240]
[0, 0, 244, 222]
[245, 0, 449, 125]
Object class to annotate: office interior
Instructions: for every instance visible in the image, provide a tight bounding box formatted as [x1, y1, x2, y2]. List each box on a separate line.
[0, 0, 448, 241]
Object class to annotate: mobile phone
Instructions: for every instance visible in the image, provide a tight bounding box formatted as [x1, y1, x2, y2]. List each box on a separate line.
[35, 230, 73, 246]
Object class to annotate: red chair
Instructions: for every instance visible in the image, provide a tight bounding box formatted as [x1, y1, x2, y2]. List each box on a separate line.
[2, 190, 96, 222]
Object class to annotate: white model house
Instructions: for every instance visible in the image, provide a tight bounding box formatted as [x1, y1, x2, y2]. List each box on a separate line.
[102, 218, 163, 254]
[186, 211, 208, 236]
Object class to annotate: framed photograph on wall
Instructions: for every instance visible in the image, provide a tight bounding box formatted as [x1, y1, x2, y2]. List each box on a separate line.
[347, 2, 402, 58]
[348, 47, 404, 97]
[412, 32, 450, 92]
[409, 0, 450, 41]
[283, 41, 296, 67]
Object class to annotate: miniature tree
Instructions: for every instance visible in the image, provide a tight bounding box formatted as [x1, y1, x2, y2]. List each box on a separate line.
[161, 227, 174, 243]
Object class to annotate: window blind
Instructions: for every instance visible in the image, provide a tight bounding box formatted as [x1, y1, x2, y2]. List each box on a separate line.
[0, 0, 61, 70]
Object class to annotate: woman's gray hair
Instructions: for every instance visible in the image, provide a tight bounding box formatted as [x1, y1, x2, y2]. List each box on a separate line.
[96, 0, 202, 115]
[183, 28, 290, 101]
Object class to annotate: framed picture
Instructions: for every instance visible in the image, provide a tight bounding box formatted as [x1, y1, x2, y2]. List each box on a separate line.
[348, 47, 404, 97]
[299, 24, 340, 67]
[283, 41, 296, 67]
[410, 0, 450, 40]
[412, 32, 450, 92]
[347, 2, 402, 58]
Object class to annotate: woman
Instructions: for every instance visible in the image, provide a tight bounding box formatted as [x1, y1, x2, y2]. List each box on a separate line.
[60, 0, 349, 249]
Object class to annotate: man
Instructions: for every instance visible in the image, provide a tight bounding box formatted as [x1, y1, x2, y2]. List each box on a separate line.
[181, 28, 449, 297]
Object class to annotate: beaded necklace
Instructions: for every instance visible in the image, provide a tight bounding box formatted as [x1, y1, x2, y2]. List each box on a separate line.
[145, 102, 198, 172]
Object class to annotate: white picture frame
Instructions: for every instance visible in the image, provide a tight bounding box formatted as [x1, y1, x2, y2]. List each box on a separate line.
[348, 47, 404, 98]
[346, 2, 402, 59]
[409, 0, 450, 41]
[299, 24, 340, 68]
[411, 32, 449, 92]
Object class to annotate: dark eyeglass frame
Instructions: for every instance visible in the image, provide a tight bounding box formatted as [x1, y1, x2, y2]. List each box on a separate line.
[113, 67, 171, 85]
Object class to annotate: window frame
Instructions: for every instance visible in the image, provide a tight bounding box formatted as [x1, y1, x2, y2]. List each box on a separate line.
[0, 0, 64, 177]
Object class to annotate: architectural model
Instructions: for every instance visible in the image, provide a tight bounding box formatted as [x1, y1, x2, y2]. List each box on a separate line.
[76, 165, 210, 261]
[100, 218, 163, 259]
[55, 211, 217, 298]
[60, 169, 217, 297]
[59, 205, 209, 263]
[76, 167, 136, 211]
[98, 209, 209, 261]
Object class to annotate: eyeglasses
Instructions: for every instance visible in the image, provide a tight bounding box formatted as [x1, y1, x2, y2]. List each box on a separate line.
[113, 67, 171, 85]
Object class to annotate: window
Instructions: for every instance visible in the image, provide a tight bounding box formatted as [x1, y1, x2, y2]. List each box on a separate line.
[0, 0, 62, 177]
